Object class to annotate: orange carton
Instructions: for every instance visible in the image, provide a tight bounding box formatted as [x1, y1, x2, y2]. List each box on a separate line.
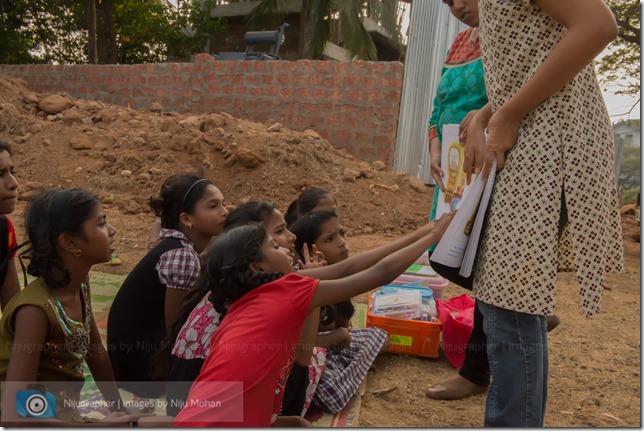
[366, 293, 442, 358]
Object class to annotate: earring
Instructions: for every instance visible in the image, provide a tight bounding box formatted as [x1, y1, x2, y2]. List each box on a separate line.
[72, 250, 83, 257]
[188, 223, 193, 229]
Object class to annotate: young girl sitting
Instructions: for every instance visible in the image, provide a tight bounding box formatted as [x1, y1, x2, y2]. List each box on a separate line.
[0, 189, 139, 425]
[0, 141, 21, 311]
[160, 200, 324, 417]
[285, 187, 337, 227]
[174, 212, 454, 427]
[107, 173, 228, 397]
[290, 210, 389, 413]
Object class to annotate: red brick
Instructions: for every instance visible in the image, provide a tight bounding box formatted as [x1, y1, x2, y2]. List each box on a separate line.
[374, 134, 393, 147]
[383, 92, 400, 103]
[366, 92, 383, 105]
[245, 74, 259, 84]
[250, 87, 263, 97]
[347, 91, 363, 102]
[370, 62, 386, 73]
[312, 89, 326, 99]
[343, 76, 357, 86]
[147, 76, 158, 85]
[316, 61, 331, 73]
[168, 64, 181, 74]
[293, 74, 306, 85]
[278, 74, 289, 84]
[279, 88, 292, 98]
[309, 75, 322, 85]
[237, 86, 248, 94]
[265, 87, 278, 97]
[324, 77, 338, 87]
[222, 85, 234, 94]
[333, 130, 351, 143]
[194, 65, 204, 74]
[296, 88, 308, 99]
[225, 62, 237, 72]
[231, 74, 243, 84]
[155, 88, 166, 97]
[254, 61, 267, 72]
[329, 90, 342, 102]
[238, 61, 252, 71]
[263, 75, 273, 84]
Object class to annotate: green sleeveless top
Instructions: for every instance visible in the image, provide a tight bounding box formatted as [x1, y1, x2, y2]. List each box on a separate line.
[0, 278, 92, 422]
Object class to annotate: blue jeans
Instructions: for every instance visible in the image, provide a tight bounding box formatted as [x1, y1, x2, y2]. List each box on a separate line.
[478, 301, 548, 427]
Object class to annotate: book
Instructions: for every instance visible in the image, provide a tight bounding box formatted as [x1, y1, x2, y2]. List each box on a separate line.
[430, 126, 497, 280]
[434, 124, 477, 218]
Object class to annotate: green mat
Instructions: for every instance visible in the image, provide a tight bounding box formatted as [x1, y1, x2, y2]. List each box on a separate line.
[77, 271, 366, 425]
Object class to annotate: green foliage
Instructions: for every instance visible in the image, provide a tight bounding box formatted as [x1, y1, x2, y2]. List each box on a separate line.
[247, 0, 402, 60]
[165, 0, 228, 60]
[596, 0, 640, 99]
[0, 0, 227, 64]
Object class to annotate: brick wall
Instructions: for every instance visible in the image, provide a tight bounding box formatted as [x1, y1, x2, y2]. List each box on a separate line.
[0, 54, 403, 167]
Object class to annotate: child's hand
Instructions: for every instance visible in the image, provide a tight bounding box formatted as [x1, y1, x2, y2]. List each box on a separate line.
[331, 327, 352, 351]
[299, 243, 327, 269]
[433, 211, 456, 238]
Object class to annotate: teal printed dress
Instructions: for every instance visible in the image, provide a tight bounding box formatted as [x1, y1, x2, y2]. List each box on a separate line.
[427, 27, 488, 249]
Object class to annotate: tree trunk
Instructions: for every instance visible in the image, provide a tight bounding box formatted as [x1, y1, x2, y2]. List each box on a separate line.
[298, 0, 310, 59]
[98, 0, 118, 64]
[87, 0, 98, 64]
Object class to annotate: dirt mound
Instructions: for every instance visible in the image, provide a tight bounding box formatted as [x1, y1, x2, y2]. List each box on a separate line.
[0, 74, 430, 234]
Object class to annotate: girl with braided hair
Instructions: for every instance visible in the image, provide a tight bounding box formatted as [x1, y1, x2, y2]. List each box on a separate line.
[175, 211, 454, 427]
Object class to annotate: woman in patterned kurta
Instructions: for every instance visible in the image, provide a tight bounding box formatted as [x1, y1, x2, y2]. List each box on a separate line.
[463, 0, 623, 426]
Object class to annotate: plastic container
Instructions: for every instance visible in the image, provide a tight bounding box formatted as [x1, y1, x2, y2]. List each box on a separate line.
[366, 293, 442, 358]
[389, 275, 449, 299]
[372, 291, 422, 319]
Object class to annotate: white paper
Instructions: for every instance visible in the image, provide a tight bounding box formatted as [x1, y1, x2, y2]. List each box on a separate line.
[430, 171, 487, 268]
[459, 159, 497, 277]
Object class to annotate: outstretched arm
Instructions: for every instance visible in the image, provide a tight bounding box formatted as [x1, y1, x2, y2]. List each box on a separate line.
[308, 212, 454, 311]
[299, 220, 440, 281]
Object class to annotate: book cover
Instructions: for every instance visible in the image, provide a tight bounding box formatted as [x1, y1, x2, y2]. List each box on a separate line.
[430, 137, 497, 280]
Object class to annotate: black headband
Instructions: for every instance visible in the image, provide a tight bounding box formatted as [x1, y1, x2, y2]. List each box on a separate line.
[180, 179, 208, 213]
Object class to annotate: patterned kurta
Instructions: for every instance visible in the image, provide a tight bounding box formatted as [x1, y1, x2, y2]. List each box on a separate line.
[473, 0, 624, 317]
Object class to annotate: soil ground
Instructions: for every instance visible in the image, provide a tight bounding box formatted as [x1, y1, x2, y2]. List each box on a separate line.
[1, 74, 640, 427]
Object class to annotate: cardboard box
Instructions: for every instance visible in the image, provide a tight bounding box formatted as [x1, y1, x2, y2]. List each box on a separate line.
[366, 294, 442, 358]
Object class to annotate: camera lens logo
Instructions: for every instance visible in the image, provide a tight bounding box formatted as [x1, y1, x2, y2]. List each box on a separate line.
[16, 389, 57, 418]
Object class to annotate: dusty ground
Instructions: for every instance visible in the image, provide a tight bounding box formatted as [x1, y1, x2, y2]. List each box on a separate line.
[1, 74, 640, 427]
